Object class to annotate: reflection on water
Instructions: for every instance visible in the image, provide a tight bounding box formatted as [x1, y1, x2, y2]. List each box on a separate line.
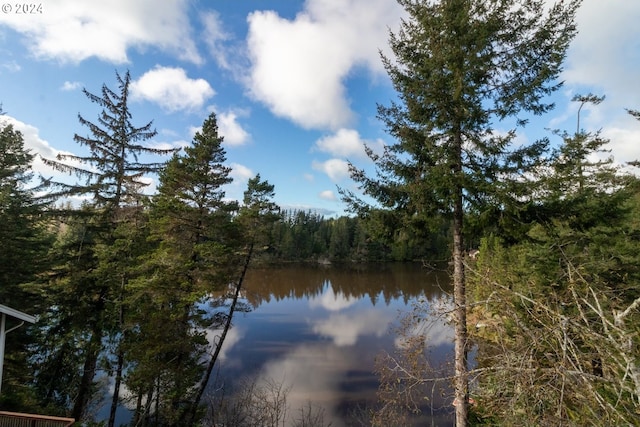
[210, 263, 455, 427]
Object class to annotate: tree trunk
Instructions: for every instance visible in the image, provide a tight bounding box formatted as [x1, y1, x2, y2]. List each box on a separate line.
[452, 131, 469, 426]
[42, 341, 71, 407]
[108, 276, 127, 427]
[453, 202, 469, 426]
[72, 321, 103, 421]
[108, 347, 124, 427]
[142, 385, 154, 427]
[132, 389, 143, 426]
[185, 243, 254, 426]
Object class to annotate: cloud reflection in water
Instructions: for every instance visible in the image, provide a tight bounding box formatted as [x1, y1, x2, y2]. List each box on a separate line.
[212, 265, 454, 426]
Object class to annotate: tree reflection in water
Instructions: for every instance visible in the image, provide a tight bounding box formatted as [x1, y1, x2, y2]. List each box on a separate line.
[204, 263, 456, 427]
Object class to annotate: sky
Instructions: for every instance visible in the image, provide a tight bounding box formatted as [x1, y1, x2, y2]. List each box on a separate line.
[1, 0, 639, 217]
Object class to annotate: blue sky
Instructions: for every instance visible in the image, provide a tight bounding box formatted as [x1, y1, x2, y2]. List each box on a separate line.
[1, 0, 639, 217]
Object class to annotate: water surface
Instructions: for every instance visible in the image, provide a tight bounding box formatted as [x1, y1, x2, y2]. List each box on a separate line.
[210, 263, 455, 426]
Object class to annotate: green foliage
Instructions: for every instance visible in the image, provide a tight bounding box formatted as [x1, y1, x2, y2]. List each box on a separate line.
[469, 221, 640, 425]
[26, 212, 104, 414]
[468, 103, 640, 426]
[342, 2, 581, 424]
[41, 70, 173, 211]
[148, 111, 239, 289]
[239, 174, 280, 251]
[267, 209, 449, 263]
[15, 108, 285, 423]
[122, 112, 244, 425]
[23, 71, 175, 421]
[0, 119, 54, 411]
[342, 0, 580, 229]
[0, 121, 53, 303]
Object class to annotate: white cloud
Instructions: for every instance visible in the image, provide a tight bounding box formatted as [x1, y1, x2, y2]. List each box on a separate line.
[314, 129, 365, 158]
[563, 1, 640, 107]
[245, 0, 403, 130]
[219, 111, 250, 146]
[131, 66, 215, 112]
[313, 128, 384, 159]
[1, 115, 58, 175]
[312, 310, 392, 347]
[309, 285, 358, 311]
[559, 0, 640, 166]
[311, 159, 350, 182]
[60, 81, 82, 91]
[601, 124, 640, 166]
[230, 162, 254, 183]
[1, 60, 20, 72]
[0, 0, 201, 64]
[201, 10, 232, 70]
[319, 190, 337, 201]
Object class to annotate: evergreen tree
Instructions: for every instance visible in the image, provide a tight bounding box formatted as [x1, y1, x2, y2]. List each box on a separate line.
[42, 70, 171, 213]
[0, 117, 53, 410]
[189, 174, 280, 426]
[29, 211, 103, 415]
[36, 70, 173, 421]
[0, 120, 51, 305]
[328, 217, 354, 260]
[547, 95, 617, 195]
[147, 111, 238, 291]
[127, 112, 240, 425]
[341, 1, 580, 424]
[239, 174, 280, 255]
[467, 96, 640, 425]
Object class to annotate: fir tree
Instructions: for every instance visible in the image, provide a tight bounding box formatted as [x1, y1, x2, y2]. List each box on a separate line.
[341, 1, 580, 424]
[36, 70, 173, 421]
[465, 94, 640, 425]
[42, 70, 172, 213]
[0, 117, 53, 409]
[186, 174, 280, 425]
[127, 112, 240, 425]
[0, 120, 51, 303]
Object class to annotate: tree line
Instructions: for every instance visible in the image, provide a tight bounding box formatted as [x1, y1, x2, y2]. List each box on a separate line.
[265, 208, 450, 263]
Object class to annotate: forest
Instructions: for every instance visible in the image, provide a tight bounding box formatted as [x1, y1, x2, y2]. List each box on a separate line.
[2, 0, 640, 426]
[265, 208, 449, 263]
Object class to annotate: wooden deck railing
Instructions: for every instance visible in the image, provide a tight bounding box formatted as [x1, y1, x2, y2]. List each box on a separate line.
[0, 411, 74, 427]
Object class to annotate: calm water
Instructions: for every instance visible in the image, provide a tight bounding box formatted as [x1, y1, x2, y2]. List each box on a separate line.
[209, 263, 456, 427]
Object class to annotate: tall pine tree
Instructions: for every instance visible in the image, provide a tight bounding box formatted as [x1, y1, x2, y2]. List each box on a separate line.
[127, 112, 240, 425]
[37, 70, 173, 421]
[0, 116, 53, 410]
[341, 1, 580, 424]
[42, 70, 171, 213]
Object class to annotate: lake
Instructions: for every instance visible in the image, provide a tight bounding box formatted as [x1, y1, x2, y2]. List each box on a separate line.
[206, 263, 456, 427]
